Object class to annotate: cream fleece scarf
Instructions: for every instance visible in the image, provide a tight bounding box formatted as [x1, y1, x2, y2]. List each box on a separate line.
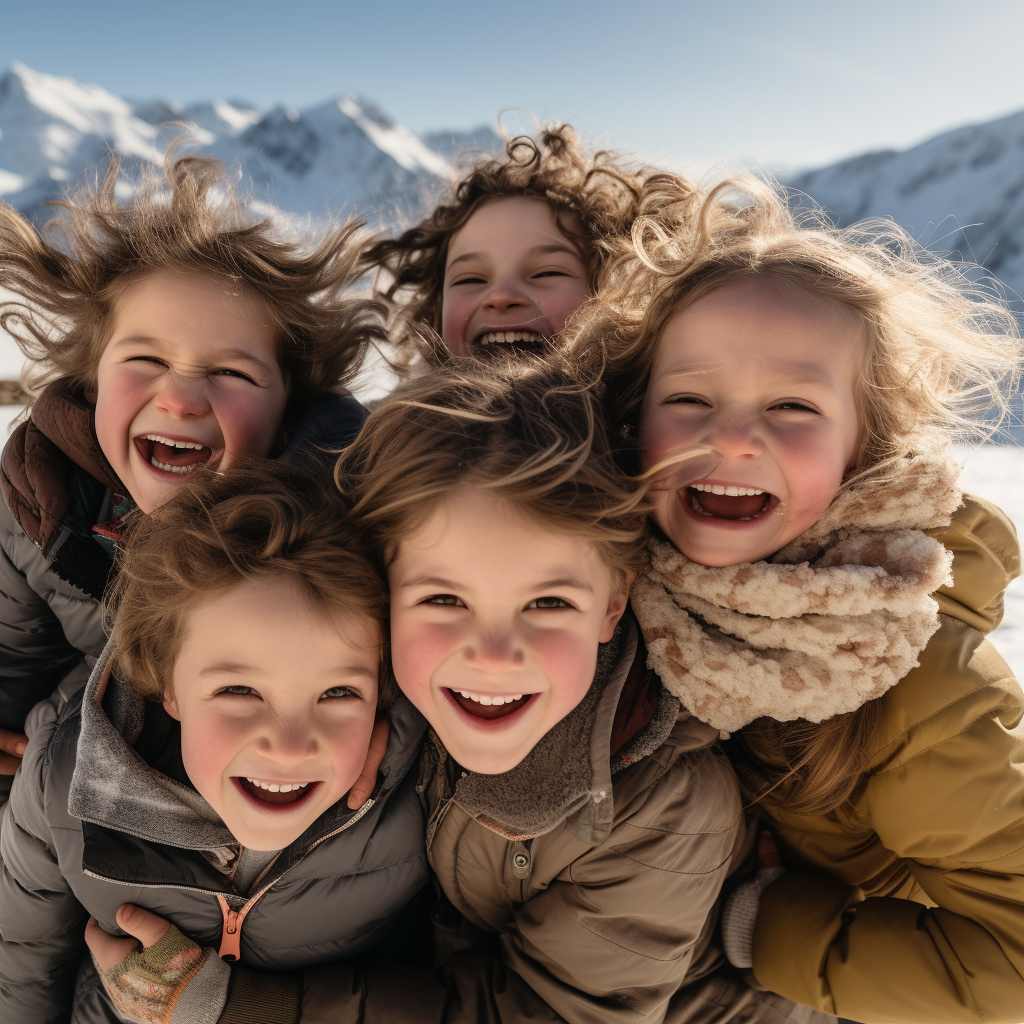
[631, 451, 963, 734]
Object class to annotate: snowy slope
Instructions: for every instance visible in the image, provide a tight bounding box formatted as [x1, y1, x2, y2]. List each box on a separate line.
[0, 62, 456, 229]
[789, 110, 1024, 308]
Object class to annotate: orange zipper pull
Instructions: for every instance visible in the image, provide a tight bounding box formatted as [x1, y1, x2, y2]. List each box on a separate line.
[217, 895, 242, 960]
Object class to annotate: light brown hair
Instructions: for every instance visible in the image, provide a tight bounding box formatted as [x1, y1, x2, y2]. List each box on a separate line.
[0, 149, 387, 434]
[571, 173, 1023, 814]
[334, 354, 650, 582]
[361, 125, 667, 365]
[107, 459, 392, 706]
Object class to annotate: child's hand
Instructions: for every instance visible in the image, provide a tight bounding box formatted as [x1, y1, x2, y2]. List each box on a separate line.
[0, 726, 28, 774]
[347, 715, 390, 809]
[86, 905, 229, 1024]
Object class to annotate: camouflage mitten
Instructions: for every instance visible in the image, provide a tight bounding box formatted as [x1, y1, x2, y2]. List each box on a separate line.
[93, 923, 230, 1024]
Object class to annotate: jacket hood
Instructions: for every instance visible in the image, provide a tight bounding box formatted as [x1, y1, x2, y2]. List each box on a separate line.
[437, 613, 713, 847]
[931, 493, 1021, 634]
[68, 641, 426, 860]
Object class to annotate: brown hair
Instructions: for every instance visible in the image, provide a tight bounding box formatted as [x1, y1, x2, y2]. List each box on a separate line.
[571, 173, 1023, 814]
[578, 173, 1022, 477]
[334, 354, 650, 581]
[0, 149, 387, 433]
[107, 458, 392, 706]
[361, 124, 664, 365]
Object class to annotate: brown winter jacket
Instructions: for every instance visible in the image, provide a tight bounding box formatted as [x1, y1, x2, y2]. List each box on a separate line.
[748, 495, 1024, 1024]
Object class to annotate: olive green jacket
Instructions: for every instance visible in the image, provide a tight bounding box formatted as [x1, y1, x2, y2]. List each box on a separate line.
[750, 495, 1024, 1024]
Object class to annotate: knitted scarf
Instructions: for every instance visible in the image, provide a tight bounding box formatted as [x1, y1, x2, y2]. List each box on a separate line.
[631, 451, 963, 734]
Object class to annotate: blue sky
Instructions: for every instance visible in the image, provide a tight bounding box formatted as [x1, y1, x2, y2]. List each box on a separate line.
[4, 0, 1024, 173]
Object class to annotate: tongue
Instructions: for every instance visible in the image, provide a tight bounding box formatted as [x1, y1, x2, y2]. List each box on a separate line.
[692, 490, 770, 520]
[451, 692, 529, 720]
[151, 441, 210, 467]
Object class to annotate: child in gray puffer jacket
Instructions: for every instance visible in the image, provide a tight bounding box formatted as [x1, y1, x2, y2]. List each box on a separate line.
[0, 461, 429, 1024]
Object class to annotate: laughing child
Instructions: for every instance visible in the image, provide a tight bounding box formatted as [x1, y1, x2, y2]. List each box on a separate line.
[361, 124, 673, 365]
[0, 460, 428, 1024]
[0, 153, 386, 792]
[586, 175, 1024, 1023]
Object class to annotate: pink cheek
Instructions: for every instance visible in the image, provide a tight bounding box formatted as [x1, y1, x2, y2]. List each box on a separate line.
[390, 621, 451, 703]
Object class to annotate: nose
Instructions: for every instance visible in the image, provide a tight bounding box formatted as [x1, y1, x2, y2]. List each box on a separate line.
[154, 370, 211, 418]
[255, 712, 319, 767]
[464, 625, 525, 673]
[703, 408, 763, 460]
[482, 277, 530, 314]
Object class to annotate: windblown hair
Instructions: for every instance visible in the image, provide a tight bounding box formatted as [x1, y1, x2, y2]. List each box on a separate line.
[577, 172, 1022, 477]
[571, 174, 1023, 815]
[362, 124, 662, 365]
[0, 150, 387, 431]
[334, 354, 650, 580]
[107, 459, 392, 705]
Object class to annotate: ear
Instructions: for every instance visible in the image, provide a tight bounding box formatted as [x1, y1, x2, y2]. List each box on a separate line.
[599, 571, 633, 643]
[162, 691, 181, 721]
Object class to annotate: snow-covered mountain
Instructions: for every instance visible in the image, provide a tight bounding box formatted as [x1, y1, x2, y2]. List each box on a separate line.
[789, 110, 1024, 309]
[0, 62, 501, 229]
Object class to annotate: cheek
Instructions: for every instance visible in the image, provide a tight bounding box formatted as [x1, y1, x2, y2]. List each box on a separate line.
[215, 389, 286, 454]
[530, 628, 598, 715]
[94, 367, 145, 457]
[540, 282, 591, 333]
[178, 712, 244, 795]
[389, 615, 452, 704]
[440, 293, 471, 356]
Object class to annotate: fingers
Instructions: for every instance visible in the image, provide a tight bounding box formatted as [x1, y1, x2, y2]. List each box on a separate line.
[757, 829, 782, 870]
[115, 903, 172, 949]
[0, 728, 28, 775]
[85, 916, 140, 974]
[347, 715, 390, 809]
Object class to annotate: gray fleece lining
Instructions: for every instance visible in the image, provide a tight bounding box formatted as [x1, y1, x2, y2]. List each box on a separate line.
[68, 643, 239, 849]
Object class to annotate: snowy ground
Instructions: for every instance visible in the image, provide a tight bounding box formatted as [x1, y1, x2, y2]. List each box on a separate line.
[1, 399, 1020, 681]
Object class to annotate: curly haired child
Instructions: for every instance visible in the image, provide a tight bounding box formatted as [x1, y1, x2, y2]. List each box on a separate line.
[0, 153, 386, 791]
[362, 124, 674, 365]
[0, 458, 430, 1024]
[581, 173, 1024, 1024]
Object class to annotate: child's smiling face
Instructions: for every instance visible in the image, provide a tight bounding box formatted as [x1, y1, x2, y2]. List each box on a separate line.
[94, 270, 289, 513]
[640, 276, 864, 567]
[163, 575, 380, 851]
[440, 197, 591, 359]
[388, 486, 628, 775]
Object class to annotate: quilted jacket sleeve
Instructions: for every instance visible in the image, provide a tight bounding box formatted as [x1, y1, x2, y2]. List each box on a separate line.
[0, 701, 89, 1022]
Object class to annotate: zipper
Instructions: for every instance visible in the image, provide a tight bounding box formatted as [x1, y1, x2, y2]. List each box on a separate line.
[83, 795, 378, 960]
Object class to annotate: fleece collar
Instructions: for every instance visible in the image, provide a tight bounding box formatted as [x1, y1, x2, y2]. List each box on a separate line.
[441, 614, 684, 846]
[632, 450, 963, 734]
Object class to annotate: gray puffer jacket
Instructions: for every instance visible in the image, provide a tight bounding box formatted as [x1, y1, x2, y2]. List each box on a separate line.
[0, 380, 368, 800]
[0, 644, 430, 1024]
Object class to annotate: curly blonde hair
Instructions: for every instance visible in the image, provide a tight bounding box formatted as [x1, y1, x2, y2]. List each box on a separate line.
[576, 173, 1022, 478]
[0, 149, 387, 432]
[361, 125, 669, 366]
[108, 458, 392, 705]
[334, 353, 651, 581]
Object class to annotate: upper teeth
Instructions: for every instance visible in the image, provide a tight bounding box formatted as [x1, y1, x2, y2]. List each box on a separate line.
[245, 778, 311, 793]
[455, 691, 524, 706]
[691, 483, 765, 496]
[477, 331, 545, 346]
[142, 434, 209, 450]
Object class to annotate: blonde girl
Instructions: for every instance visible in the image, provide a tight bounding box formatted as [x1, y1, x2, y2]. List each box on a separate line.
[579, 174, 1024, 1024]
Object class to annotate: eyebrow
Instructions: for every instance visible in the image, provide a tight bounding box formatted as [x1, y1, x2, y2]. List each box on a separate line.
[198, 663, 377, 680]
[110, 335, 277, 374]
[446, 243, 584, 271]
[657, 362, 840, 391]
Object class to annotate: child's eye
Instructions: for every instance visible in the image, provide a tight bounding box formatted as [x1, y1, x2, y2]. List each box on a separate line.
[532, 269, 570, 279]
[126, 355, 167, 368]
[526, 597, 572, 610]
[215, 685, 259, 698]
[771, 401, 818, 413]
[423, 594, 466, 607]
[667, 395, 711, 407]
[319, 685, 360, 701]
[211, 367, 258, 384]
[449, 275, 487, 286]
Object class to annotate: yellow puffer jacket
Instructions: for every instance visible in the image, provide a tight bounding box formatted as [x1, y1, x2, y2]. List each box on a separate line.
[750, 495, 1024, 1024]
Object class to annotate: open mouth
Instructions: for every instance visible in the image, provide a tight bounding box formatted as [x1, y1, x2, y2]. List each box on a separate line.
[686, 482, 775, 521]
[233, 776, 320, 809]
[446, 688, 534, 721]
[134, 434, 215, 476]
[472, 330, 551, 358]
